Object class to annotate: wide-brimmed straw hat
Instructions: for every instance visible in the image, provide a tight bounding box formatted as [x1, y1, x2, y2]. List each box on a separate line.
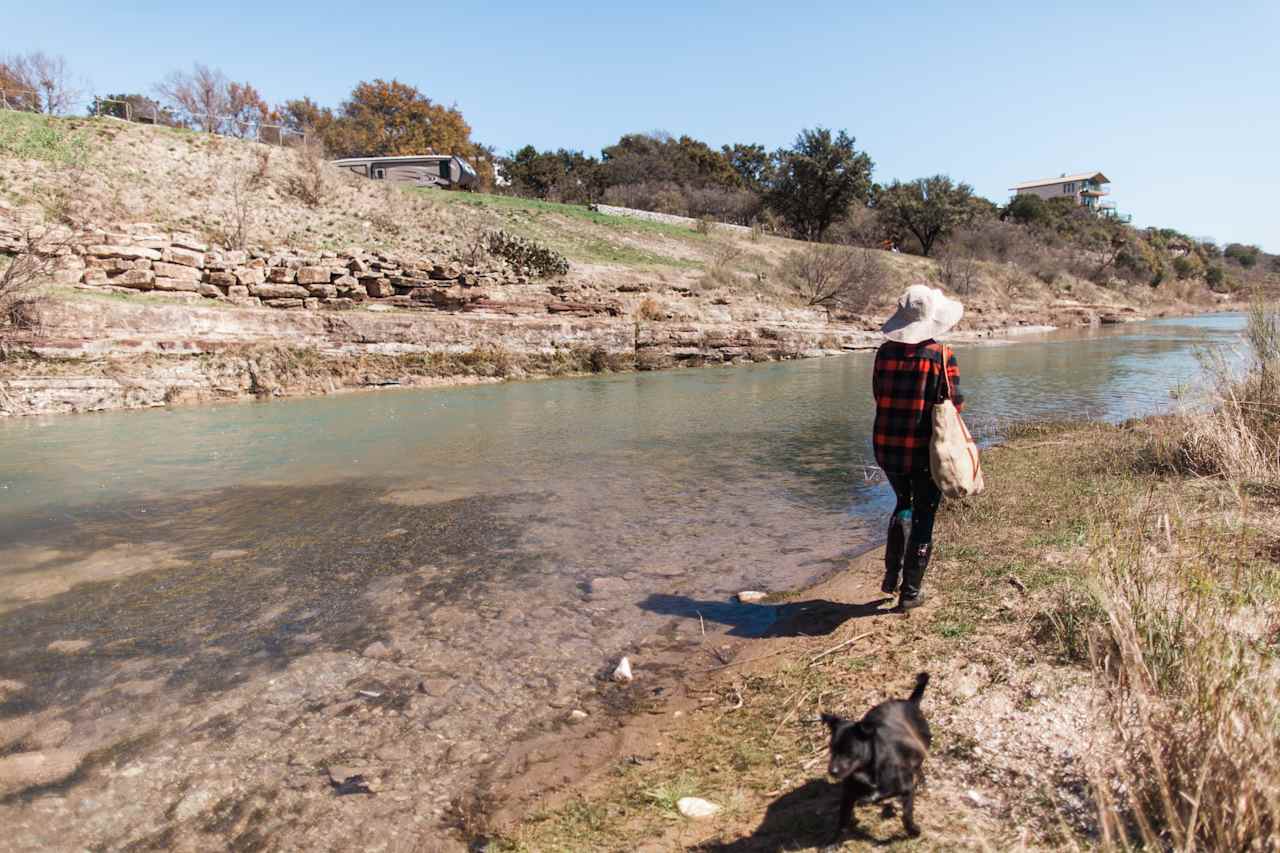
[881, 284, 964, 344]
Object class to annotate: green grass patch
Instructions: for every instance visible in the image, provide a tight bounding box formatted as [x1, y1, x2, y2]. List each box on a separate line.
[411, 187, 707, 268]
[0, 111, 90, 166]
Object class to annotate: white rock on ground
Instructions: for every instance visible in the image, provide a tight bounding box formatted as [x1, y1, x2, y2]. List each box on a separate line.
[612, 656, 633, 682]
[737, 591, 768, 603]
[0, 750, 86, 797]
[677, 797, 722, 818]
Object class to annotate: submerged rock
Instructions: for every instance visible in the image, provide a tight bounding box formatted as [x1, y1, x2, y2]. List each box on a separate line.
[46, 639, 92, 654]
[588, 577, 630, 596]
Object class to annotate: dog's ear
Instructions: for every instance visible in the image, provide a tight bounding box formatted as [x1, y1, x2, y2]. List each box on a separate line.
[853, 719, 875, 738]
[820, 713, 845, 732]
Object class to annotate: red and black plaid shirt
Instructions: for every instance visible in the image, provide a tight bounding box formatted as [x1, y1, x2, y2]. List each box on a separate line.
[872, 339, 962, 475]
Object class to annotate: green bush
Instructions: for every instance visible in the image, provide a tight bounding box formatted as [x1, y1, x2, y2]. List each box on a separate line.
[1224, 243, 1260, 269]
[1172, 255, 1200, 279]
[484, 230, 570, 279]
[1205, 265, 1227, 291]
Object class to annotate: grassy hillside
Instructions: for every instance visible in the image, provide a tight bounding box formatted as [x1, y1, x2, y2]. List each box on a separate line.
[0, 110, 1254, 332]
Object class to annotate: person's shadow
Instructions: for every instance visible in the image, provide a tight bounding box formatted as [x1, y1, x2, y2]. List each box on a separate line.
[636, 594, 891, 638]
[690, 779, 902, 851]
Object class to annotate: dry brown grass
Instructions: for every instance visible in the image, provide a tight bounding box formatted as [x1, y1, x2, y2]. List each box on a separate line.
[1084, 300, 1280, 850]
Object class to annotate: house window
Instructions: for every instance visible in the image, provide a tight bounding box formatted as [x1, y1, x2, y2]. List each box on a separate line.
[1063, 182, 1074, 193]
[374, 168, 386, 179]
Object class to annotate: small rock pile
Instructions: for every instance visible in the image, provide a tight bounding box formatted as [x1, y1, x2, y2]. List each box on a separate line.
[67, 224, 520, 311]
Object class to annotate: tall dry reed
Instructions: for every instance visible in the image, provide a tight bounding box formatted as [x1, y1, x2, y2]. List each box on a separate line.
[1089, 297, 1280, 850]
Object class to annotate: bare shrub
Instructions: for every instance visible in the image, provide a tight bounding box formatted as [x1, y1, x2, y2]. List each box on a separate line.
[694, 216, 713, 235]
[683, 186, 762, 226]
[0, 52, 81, 115]
[0, 225, 74, 350]
[210, 170, 254, 250]
[935, 246, 981, 295]
[285, 143, 327, 208]
[461, 227, 489, 266]
[601, 181, 762, 226]
[156, 63, 230, 132]
[250, 147, 271, 189]
[636, 297, 666, 321]
[701, 241, 744, 290]
[781, 244, 890, 316]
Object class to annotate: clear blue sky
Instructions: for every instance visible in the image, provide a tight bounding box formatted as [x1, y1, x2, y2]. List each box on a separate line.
[6, 0, 1278, 249]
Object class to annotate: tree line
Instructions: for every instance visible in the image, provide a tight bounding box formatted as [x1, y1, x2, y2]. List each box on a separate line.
[3, 50, 1272, 287]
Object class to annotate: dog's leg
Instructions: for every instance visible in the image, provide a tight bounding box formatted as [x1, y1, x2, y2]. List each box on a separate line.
[900, 789, 920, 838]
[829, 779, 857, 844]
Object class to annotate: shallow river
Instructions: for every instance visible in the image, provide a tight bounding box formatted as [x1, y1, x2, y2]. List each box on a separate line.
[0, 312, 1246, 844]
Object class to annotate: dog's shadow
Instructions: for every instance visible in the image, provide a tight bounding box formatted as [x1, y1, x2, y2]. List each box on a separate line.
[691, 779, 903, 852]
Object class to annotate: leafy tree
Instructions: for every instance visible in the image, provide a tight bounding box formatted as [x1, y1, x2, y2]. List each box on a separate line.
[1224, 243, 1260, 269]
[1004, 193, 1047, 226]
[225, 81, 275, 137]
[280, 97, 333, 135]
[875, 175, 977, 257]
[721, 143, 771, 193]
[600, 132, 740, 190]
[279, 97, 335, 146]
[322, 79, 473, 158]
[766, 128, 874, 242]
[318, 79, 493, 187]
[1205, 264, 1227, 291]
[500, 146, 602, 203]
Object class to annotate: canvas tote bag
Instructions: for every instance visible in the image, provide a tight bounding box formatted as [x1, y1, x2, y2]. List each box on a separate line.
[930, 346, 984, 497]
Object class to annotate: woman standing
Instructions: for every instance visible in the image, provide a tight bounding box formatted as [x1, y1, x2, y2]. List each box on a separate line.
[872, 285, 965, 610]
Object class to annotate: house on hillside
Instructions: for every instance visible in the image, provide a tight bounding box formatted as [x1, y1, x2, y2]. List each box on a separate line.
[1010, 171, 1125, 218]
[332, 154, 479, 190]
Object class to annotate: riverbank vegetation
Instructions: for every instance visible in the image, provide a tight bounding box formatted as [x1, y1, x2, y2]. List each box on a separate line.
[487, 302, 1280, 851]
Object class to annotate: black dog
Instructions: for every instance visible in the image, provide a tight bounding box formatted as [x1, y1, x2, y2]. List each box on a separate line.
[821, 672, 931, 844]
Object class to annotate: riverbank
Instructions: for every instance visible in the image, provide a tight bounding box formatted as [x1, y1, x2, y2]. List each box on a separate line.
[1, 113, 1249, 418]
[481, 417, 1280, 851]
[0, 289, 1241, 417]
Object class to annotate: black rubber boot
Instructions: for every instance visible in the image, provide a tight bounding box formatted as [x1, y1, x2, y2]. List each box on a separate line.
[898, 543, 932, 610]
[881, 517, 907, 594]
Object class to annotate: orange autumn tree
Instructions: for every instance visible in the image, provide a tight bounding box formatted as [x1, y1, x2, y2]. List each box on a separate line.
[321, 79, 491, 187]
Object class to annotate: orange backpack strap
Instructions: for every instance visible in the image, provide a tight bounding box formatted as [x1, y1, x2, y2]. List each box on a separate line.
[937, 344, 953, 402]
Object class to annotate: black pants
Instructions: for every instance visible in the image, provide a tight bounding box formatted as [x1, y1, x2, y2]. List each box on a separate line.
[886, 471, 942, 548]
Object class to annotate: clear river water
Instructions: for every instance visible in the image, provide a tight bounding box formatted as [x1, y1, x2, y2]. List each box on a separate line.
[0, 312, 1247, 838]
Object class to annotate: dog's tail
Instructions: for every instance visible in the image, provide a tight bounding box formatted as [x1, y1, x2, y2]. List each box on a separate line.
[909, 672, 929, 704]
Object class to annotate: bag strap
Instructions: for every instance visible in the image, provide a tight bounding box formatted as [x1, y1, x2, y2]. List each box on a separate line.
[937, 344, 953, 403]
